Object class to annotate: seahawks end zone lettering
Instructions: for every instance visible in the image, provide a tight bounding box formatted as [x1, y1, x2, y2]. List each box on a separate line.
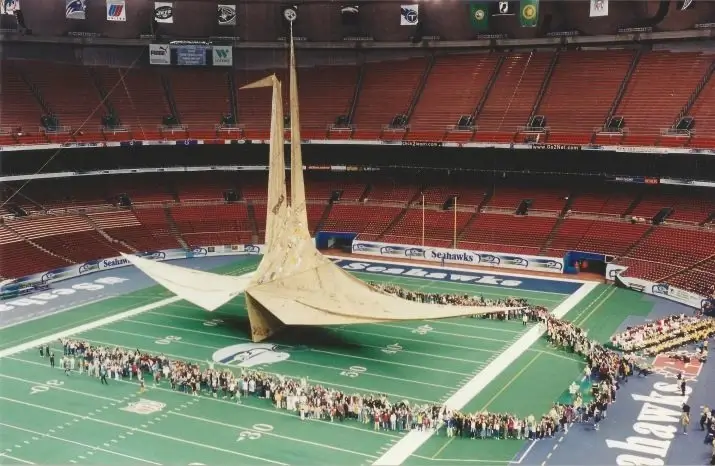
[605, 382, 694, 466]
[0, 276, 127, 313]
[340, 262, 523, 287]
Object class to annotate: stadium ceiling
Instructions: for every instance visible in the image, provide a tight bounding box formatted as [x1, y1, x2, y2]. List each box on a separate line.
[0, 0, 712, 43]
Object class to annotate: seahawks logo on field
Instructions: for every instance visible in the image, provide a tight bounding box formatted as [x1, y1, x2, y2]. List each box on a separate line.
[212, 343, 290, 368]
[121, 399, 166, 415]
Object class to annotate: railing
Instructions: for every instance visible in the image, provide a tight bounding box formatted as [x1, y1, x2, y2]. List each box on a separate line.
[327, 124, 355, 131]
[215, 124, 244, 136]
[101, 125, 131, 134]
[660, 128, 694, 137]
[158, 124, 188, 133]
[593, 126, 628, 135]
[516, 126, 550, 134]
[40, 125, 72, 134]
[0, 126, 13, 136]
[447, 125, 476, 132]
[381, 124, 408, 132]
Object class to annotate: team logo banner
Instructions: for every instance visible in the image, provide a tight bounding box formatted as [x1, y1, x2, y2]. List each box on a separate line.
[400, 4, 419, 25]
[589, 0, 608, 17]
[352, 240, 564, 273]
[149, 44, 170, 65]
[217, 4, 236, 26]
[106, 0, 125, 21]
[154, 1, 173, 23]
[1, 0, 20, 15]
[212, 45, 233, 66]
[65, 0, 86, 19]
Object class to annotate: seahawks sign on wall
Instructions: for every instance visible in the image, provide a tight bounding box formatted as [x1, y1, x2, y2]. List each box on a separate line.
[154, 1, 173, 23]
[217, 4, 236, 26]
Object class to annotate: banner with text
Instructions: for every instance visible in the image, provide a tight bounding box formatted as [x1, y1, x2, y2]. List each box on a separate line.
[0, 244, 264, 295]
[611, 268, 708, 310]
[351, 240, 564, 273]
[149, 44, 171, 65]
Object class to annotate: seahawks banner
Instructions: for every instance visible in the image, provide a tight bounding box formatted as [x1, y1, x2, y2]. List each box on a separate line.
[0, 244, 263, 298]
[154, 2, 173, 23]
[351, 240, 564, 273]
[217, 4, 236, 26]
[519, 0, 538, 27]
[469, 3, 489, 30]
[65, 0, 86, 19]
[400, 4, 419, 25]
[589, 0, 608, 17]
[1, 0, 19, 15]
[611, 270, 708, 310]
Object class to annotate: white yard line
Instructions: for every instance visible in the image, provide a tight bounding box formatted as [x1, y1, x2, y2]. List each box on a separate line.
[0, 297, 182, 359]
[372, 282, 599, 466]
[0, 397, 288, 465]
[0, 296, 113, 331]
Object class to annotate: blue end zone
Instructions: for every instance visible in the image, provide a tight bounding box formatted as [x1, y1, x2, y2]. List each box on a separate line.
[333, 259, 583, 294]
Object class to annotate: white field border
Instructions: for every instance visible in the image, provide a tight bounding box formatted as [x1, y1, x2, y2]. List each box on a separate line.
[372, 282, 599, 466]
[328, 255, 591, 284]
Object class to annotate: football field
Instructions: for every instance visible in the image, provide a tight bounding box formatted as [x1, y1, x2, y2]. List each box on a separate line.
[0, 256, 627, 466]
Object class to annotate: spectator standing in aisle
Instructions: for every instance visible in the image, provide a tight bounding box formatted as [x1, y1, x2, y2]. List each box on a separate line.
[681, 410, 690, 435]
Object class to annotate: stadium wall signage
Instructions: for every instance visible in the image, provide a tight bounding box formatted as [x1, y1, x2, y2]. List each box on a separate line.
[1, 137, 710, 156]
[0, 244, 264, 299]
[351, 239, 564, 273]
[607, 264, 709, 310]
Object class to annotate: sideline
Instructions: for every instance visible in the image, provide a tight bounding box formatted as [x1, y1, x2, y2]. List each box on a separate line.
[0, 296, 181, 359]
[372, 282, 600, 466]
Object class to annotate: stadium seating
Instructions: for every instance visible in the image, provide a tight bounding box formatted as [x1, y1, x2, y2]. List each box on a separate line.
[614, 52, 712, 142]
[352, 58, 427, 139]
[459, 213, 557, 255]
[167, 68, 231, 133]
[2, 51, 714, 148]
[409, 53, 500, 140]
[19, 61, 103, 133]
[381, 209, 472, 248]
[475, 52, 555, 139]
[93, 66, 171, 139]
[536, 50, 634, 141]
[298, 66, 358, 131]
[0, 62, 46, 145]
[87, 210, 180, 252]
[169, 204, 254, 246]
[322, 204, 403, 238]
[0, 225, 70, 278]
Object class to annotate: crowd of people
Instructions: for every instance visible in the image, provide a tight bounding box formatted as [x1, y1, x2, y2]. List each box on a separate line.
[38, 285, 711, 454]
[609, 314, 715, 355]
[367, 282, 547, 322]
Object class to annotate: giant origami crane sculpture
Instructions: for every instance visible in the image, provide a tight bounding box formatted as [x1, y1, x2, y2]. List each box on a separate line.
[122, 28, 522, 342]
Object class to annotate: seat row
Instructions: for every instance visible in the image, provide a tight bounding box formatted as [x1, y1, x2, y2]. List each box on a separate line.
[2, 50, 713, 148]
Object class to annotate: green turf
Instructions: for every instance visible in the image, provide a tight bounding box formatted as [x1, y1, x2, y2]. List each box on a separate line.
[0, 258, 649, 466]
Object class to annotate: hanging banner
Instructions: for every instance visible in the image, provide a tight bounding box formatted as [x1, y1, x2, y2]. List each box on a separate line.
[106, 0, 126, 21]
[590, 0, 608, 17]
[217, 4, 237, 26]
[400, 4, 419, 25]
[149, 44, 171, 65]
[212, 45, 233, 67]
[154, 1, 174, 23]
[1, 0, 20, 15]
[469, 3, 489, 30]
[519, 0, 538, 27]
[65, 0, 86, 19]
